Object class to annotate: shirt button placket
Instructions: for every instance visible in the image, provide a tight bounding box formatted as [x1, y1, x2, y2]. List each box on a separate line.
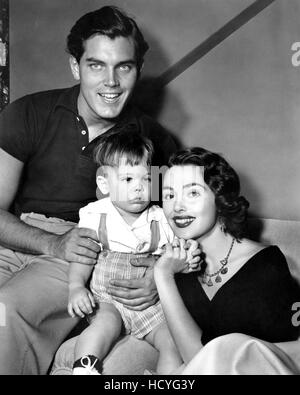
[76, 116, 88, 152]
[81, 129, 87, 151]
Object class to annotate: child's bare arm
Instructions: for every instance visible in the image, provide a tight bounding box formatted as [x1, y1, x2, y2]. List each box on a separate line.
[69, 261, 94, 288]
[68, 262, 96, 318]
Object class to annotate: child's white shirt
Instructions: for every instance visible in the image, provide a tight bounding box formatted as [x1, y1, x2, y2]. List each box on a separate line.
[78, 197, 174, 254]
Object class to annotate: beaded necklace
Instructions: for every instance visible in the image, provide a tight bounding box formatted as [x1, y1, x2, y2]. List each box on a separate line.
[201, 238, 236, 287]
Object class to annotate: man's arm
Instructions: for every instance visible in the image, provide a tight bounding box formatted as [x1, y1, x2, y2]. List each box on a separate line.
[0, 148, 100, 264]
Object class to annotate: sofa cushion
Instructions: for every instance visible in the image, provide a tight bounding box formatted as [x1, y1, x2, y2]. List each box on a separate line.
[50, 335, 158, 375]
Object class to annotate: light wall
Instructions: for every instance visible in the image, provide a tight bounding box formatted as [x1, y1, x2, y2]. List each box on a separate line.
[10, 0, 300, 220]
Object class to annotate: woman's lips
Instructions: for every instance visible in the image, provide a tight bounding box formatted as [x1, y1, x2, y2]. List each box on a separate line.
[172, 216, 195, 228]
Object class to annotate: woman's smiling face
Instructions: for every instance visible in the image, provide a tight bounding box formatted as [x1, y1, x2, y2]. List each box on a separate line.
[162, 165, 218, 240]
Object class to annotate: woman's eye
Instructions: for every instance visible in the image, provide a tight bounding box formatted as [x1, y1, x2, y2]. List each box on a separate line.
[188, 190, 200, 198]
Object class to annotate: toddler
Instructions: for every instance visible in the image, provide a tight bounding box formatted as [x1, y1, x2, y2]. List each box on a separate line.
[68, 128, 197, 375]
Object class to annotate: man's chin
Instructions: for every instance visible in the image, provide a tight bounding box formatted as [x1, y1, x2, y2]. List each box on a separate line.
[96, 101, 128, 121]
[97, 111, 122, 121]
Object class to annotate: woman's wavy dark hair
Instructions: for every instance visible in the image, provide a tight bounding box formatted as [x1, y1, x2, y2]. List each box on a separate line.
[168, 147, 250, 240]
[66, 6, 149, 72]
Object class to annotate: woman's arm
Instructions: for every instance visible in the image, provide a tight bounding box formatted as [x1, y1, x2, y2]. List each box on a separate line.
[154, 242, 203, 364]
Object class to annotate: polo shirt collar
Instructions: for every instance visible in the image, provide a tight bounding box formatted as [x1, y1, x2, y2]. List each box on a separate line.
[53, 85, 141, 160]
[54, 84, 80, 115]
[54, 84, 139, 128]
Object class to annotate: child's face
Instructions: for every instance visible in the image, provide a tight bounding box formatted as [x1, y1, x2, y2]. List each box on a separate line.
[98, 157, 151, 215]
[162, 165, 218, 240]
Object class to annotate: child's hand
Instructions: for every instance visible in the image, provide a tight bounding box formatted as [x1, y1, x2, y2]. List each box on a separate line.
[68, 286, 96, 318]
[184, 239, 202, 273]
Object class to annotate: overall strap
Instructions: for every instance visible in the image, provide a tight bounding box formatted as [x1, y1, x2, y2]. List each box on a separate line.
[97, 213, 109, 250]
[148, 220, 161, 253]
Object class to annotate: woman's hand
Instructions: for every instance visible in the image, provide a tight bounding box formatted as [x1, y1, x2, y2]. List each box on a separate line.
[155, 238, 202, 276]
[154, 238, 190, 277]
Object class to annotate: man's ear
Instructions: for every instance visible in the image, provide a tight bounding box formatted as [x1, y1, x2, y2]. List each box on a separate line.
[96, 175, 110, 196]
[69, 56, 80, 81]
[137, 61, 144, 79]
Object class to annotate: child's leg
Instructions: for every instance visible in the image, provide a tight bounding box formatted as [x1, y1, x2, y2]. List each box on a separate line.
[145, 322, 183, 375]
[73, 302, 123, 374]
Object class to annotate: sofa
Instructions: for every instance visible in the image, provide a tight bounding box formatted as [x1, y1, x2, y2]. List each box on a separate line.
[50, 217, 300, 375]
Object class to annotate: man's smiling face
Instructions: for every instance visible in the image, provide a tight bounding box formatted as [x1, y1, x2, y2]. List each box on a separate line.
[70, 34, 138, 124]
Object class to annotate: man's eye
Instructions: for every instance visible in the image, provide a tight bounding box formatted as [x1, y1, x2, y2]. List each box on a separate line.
[90, 64, 103, 70]
[119, 64, 131, 72]
[126, 177, 132, 182]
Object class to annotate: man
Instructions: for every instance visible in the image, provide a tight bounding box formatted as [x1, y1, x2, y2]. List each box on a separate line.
[0, 6, 177, 374]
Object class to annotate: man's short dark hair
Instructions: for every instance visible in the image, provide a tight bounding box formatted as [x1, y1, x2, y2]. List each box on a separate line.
[67, 5, 149, 71]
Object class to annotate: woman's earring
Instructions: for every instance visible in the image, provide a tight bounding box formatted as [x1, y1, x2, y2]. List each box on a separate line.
[219, 220, 226, 233]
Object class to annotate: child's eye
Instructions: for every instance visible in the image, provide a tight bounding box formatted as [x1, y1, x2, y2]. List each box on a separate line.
[163, 193, 174, 201]
[120, 176, 132, 182]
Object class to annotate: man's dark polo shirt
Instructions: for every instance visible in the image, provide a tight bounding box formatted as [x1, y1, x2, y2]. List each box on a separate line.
[0, 85, 177, 222]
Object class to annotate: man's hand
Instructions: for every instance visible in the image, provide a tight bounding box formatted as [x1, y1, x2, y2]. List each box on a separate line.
[48, 227, 101, 265]
[68, 285, 96, 318]
[108, 256, 158, 311]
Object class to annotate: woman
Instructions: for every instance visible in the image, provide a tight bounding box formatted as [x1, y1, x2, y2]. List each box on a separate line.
[154, 147, 300, 374]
